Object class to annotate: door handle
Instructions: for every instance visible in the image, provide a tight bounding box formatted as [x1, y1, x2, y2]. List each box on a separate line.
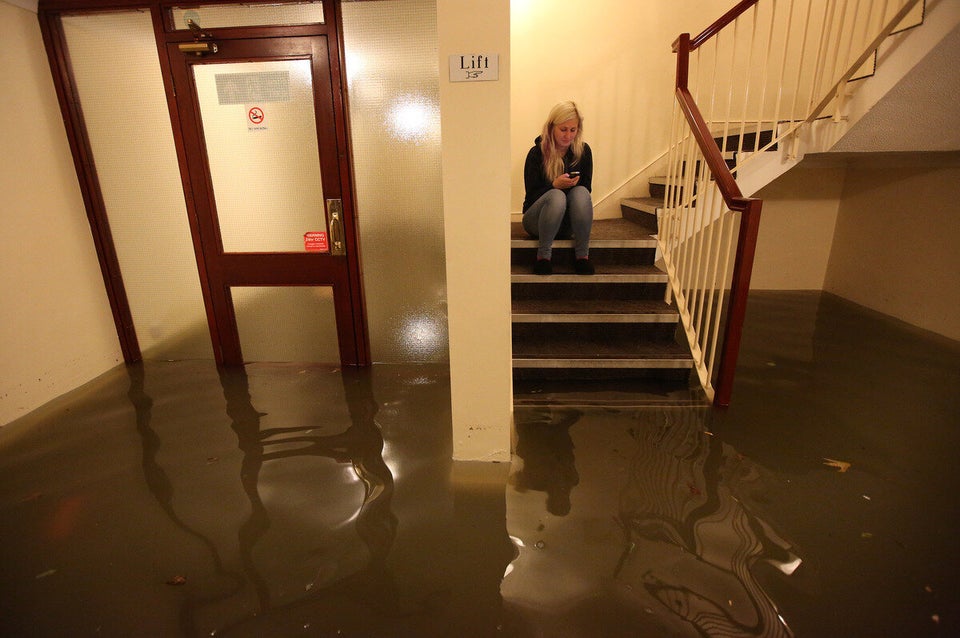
[326, 199, 346, 256]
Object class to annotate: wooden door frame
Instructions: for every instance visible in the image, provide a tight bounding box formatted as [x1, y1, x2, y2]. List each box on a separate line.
[37, 0, 370, 366]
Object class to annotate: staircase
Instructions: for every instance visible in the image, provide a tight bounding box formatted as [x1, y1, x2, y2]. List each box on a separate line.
[511, 201, 707, 406]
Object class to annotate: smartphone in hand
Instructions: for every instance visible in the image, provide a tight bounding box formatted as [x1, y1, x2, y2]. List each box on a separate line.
[568, 171, 580, 178]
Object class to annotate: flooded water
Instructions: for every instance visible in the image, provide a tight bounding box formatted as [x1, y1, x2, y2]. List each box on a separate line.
[1, 292, 958, 636]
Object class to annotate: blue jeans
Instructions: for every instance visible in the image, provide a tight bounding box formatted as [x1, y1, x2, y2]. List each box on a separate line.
[522, 186, 593, 260]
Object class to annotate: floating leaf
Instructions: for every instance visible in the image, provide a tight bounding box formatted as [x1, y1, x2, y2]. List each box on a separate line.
[823, 458, 851, 472]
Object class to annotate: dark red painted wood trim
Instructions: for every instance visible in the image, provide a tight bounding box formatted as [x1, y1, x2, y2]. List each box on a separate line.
[327, 0, 371, 366]
[714, 199, 762, 407]
[690, 0, 759, 50]
[37, 10, 142, 363]
[37, 0, 370, 368]
[675, 87, 746, 208]
[672, 7, 763, 407]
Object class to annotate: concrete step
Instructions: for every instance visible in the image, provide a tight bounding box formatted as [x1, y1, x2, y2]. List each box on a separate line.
[510, 212, 693, 390]
[512, 298, 678, 323]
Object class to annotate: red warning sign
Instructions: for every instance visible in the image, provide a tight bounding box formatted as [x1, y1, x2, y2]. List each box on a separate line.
[248, 107, 265, 125]
[304, 231, 329, 252]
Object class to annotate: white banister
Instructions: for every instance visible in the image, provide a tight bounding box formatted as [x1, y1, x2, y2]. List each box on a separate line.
[664, 0, 922, 404]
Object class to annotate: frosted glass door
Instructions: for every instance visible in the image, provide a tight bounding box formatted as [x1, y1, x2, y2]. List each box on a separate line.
[167, 35, 367, 366]
[193, 60, 327, 253]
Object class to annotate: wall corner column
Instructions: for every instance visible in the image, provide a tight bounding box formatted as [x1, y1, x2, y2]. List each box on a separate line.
[438, 0, 512, 462]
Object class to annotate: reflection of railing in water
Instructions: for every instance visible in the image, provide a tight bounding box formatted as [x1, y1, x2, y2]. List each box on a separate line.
[616, 408, 799, 637]
[127, 363, 399, 634]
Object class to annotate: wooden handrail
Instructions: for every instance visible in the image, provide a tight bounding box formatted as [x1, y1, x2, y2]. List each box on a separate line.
[714, 199, 761, 407]
[669, 0, 917, 406]
[673, 35, 753, 212]
[671, 16, 762, 408]
[672, 0, 759, 52]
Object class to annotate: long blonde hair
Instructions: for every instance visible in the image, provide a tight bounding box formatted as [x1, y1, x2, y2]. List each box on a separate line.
[540, 101, 585, 181]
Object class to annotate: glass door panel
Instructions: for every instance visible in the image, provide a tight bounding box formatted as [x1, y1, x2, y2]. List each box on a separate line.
[193, 60, 327, 254]
[232, 287, 340, 363]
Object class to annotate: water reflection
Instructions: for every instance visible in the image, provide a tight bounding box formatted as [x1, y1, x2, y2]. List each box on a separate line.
[505, 407, 802, 637]
[617, 410, 799, 637]
[128, 364, 399, 635]
[510, 409, 580, 516]
[127, 363, 245, 637]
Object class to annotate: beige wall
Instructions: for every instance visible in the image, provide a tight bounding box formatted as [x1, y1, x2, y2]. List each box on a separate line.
[824, 152, 960, 341]
[749, 162, 845, 290]
[510, 0, 731, 216]
[0, 1, 122, 426]
[439, 0, 512, 461]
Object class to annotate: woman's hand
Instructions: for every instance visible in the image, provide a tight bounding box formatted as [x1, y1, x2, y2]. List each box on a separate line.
[553, 173, 580, 189]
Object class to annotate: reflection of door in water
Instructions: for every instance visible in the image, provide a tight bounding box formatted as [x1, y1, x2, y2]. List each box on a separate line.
[168, 36, 368, 366]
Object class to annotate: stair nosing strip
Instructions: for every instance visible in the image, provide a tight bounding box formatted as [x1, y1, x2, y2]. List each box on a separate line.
[512, 274, 668, 283]
[512, 358, 694, 369]
[512, 313, 678, 323]
[512, 239, 657, 248]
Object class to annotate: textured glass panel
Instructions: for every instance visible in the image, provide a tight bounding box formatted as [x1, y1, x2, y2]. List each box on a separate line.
[232, 287, 340, 363]
[342, 0, 447, 363]
[170, 3, 323, 29]
[62, 11, 213, 360]
[194, 60, 325, 253]
[215, 71, 290, 104]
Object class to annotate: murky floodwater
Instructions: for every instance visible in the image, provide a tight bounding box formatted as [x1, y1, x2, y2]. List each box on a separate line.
[1, 292, 958, 636]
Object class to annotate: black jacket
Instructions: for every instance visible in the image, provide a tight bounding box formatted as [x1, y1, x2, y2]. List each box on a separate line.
[522, 135, 593, 212]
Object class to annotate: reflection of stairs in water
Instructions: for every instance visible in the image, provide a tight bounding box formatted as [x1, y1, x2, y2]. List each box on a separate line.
[511, 204, 708, 407]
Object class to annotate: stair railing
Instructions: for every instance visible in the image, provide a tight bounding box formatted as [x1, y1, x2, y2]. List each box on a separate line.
[661, 0, 922, 406]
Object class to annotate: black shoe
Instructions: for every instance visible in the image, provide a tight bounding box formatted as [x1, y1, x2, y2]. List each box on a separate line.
[574, 258, 594, 275]
[534, 259, 552, 275]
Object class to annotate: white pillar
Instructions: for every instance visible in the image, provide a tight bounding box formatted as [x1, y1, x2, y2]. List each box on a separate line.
[438, 0, 513, 461]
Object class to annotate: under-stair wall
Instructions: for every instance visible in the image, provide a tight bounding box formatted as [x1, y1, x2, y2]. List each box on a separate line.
[735, 0, 960, 195]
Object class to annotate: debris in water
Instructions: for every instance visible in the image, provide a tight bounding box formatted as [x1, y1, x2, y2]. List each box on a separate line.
[35, 569, 57, 580]
[535, 540, 546, 550]
[206, 457, 219, 464]
[166, 575, 187, 586]
[822, 458, 851, 472]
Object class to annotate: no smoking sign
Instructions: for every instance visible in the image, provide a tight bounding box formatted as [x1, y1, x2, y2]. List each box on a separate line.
[248, 107, 265, 124]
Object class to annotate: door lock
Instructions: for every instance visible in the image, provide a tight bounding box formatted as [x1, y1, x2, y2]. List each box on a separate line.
[326, 199, 346, 256]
